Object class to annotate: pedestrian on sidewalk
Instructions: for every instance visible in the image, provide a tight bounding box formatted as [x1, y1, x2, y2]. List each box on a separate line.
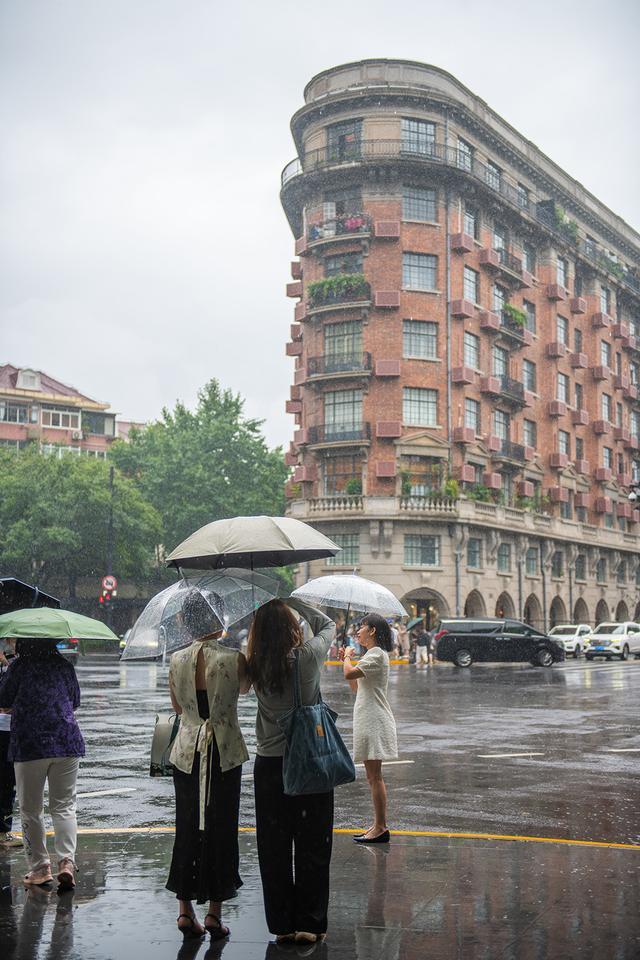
[0, 637, 85, 888]
[166, 590, 251, 943]
[0, 638, 22, 849]
[247, 598, 336, 946]
[342, 614, 398, 844]
[414, 627, 431, 667]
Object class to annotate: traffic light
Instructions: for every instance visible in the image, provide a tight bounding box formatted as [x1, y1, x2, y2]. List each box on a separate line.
[99, 590, 112, 609]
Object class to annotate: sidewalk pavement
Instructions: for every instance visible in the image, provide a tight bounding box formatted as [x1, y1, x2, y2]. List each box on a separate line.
[0, 828, 638, 960]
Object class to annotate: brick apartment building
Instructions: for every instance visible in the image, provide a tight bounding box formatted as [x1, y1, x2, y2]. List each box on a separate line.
[281, 59, 640, 630]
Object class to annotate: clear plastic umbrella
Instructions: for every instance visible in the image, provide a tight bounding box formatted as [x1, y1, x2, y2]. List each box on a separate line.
[291, 575, 407, 617]
[121, 568, 279, 660]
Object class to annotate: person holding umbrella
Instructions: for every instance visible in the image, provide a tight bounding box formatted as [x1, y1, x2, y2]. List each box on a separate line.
[342, 614, 398, 844]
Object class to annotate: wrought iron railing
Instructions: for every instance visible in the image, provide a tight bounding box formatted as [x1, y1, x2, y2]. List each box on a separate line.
[307, 422, 371, 444]
[307, 353, 372, 377]
[307, 214, 371, 242]
[500, 376, 526, 403]
[500, 311, 528, 340]
[493, 439, 526, 463]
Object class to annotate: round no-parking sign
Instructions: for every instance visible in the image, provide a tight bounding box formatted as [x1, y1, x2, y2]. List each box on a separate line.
[102, 575, 118, 592]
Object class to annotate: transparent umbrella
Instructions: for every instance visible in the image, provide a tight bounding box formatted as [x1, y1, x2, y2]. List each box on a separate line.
[121, 568, 280, 660]
[292, 574, 407, 617]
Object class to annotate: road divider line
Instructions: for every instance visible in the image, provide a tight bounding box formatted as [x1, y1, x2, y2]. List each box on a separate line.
[77, 788, 138, 798]
[31, 826, 638, 852]
[355, 760, 414, 767]
[605, 748, 640, 753]
[477, 752, 545, 758]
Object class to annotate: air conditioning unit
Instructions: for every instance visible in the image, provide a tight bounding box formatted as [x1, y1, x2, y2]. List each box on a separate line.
[72, 431, 83, 441]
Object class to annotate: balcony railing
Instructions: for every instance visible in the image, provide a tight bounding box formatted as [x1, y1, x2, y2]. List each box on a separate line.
[499, 311, 530, 345]
[307, 353, 372, 378]
[307, 274, 371, 310]
[307, 214, 371, 243]
[492, 439, 526, 464]
[499, 376, 526, 404]
[307, 422, 371, 444]
[282, 140, 640, 301]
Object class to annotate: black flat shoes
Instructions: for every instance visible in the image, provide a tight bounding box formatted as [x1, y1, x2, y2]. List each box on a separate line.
[353, 830, 390, 844]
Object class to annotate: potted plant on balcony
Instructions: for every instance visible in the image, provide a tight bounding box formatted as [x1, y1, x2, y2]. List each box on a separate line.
[503, 303, 527, 329]
[443, 478, 459, 501]
[344, 477, 362, 496]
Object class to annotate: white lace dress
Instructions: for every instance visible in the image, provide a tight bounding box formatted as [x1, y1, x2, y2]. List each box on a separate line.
[353, 646, 398, 762]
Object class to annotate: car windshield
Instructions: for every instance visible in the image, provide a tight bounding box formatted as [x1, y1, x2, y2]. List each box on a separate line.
[592, 624, 624, 635]
[550, 627, 576, 636]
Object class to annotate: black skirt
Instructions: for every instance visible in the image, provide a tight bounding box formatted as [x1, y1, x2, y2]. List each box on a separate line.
[166, 700, 243, 904]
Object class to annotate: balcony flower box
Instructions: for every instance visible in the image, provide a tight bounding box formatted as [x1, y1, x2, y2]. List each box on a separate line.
[574, 459, 590, 475]
[614, 426, 630, 443]
[591, 365, 610, 381]
[569, 352, 588, 369]
[376, 420, 402, 438]
[549, 485, 569, 503]
[308, 273, 371, 307]
[452, 426, 475, 443]
[548, 400, 567, 417]
[613, 322, 629, 340]
[451, 299, 476, 319]
[451, 366, 475, 385]
[617, 501, 632, 518]
[286, 341, 303, 357]
[483, 472, 502, 490]
[546, 284, 567, 301]
[572, 408, 590, 426]
[575, 493, 591, 508]
[594, 467, 612, 482]
[547, 341, 567, 358]
[374, 290, 401, 308]
[375, 359, 401, 377]
[592, 312, 612, 329]
[450, 232, 475, 253]
[286, 280, 303, 299]
[549, 452, 569, 469]
[569, 297, 587, 314]
[375, 460, 397, 478]
[291, 261, 302, 281]
[480, 311, 500, 332]
[460, 464, 476, 483]
[595, 496, 612, 513]
[613, 374, 630, 391]
[517, 480, 535, 497]
[373, 220, 400, 239]
[593, 420, 611, 435]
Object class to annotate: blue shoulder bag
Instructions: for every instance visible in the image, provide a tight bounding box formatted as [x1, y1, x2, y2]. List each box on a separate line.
[277, 648, 356, 796]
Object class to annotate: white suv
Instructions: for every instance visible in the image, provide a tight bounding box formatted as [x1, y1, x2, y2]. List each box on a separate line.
[584, 622, 640, 661]
[548, 624, 592, 658]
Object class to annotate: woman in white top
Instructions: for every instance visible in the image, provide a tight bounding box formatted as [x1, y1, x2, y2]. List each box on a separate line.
[342, 613, 398, 844]
[167, 591, 251, 942]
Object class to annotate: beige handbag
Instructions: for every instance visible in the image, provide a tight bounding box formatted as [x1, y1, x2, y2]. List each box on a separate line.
[149, 712, 180, 777]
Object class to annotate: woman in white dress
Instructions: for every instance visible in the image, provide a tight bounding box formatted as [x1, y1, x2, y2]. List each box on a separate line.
[342, 614, 398, 844]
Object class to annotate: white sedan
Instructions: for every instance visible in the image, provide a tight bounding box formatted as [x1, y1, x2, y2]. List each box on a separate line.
[584, 622, 640, 661]
[548, 624, 592, 658]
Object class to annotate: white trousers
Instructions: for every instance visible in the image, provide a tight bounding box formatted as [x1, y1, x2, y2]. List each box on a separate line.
[416, 645, 430, 664]
[14, 756, 79, 870]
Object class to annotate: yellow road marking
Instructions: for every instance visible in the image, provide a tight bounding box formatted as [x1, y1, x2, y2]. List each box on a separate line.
[25, 826, 639, 851]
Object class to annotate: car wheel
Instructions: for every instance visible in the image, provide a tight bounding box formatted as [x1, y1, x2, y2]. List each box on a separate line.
[585, 655, 594, 661]
[573, 645, 580, 659]
[536, 648, 554, 668]
[453, 648, 472, 668]
[621, 645, 629, 661]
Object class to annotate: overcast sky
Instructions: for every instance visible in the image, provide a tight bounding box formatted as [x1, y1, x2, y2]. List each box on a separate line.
[1, 0, 639, 448]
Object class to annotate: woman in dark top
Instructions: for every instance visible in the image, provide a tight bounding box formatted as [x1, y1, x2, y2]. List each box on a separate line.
[0, 638, 85, 889]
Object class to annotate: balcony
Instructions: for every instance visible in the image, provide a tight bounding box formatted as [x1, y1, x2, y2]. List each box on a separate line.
[498, 311, 533, 348]
[306, 213, 371, 249]
[499, 376, 526, 406]
[479, 247, 529, 287]
[491, 439, 526, 465]
[306, 274, 371, 316]
[307, 422, 371, 448]
[306, 353, 372, 383]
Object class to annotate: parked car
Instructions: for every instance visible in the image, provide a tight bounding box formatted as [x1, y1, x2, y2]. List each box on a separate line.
[57, 637, 79, 660]
[548, 624, 592, 658]
[584, 622, 640, 661]
[434, 618, 565, 668]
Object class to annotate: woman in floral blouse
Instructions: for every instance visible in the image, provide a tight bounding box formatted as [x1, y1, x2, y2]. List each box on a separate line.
[166, 591, 251, 942]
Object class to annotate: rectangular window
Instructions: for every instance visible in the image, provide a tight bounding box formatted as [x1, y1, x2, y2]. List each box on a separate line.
[574, 328, 583, 353]
[556, 315, 569, 344]
[575, 382, 583, 409]
[604, 512, 614, 529]
[324, 321, 363, 369]
[522, 243, 536, 273]
[557, 257, 568, 287]
[497, 543, 511, 572]
[551, 551, 564, 578]
[41, 408, 81, 430]
[403, 253, 437, 290]
[323, 453, 362, 496]
[324, 389, 363, 440]
[493, 222, 507, 251]
[463, 266, 479, 303]
[326, 532, 360, 566]
[327, 119, 362, 161]
[463, 205, 478, 239]
[492, 284, 507, 313]
[403, 387, 437, 426]
[493, 409, 510, 440]
[402, 187, 436, 222]
[404, 534, 440, 567]
[631, 362, 640, 386]
[576, 437, 584, 459]
[523, 359, 536, 392]
[523, 300, 536, 333]
[492, 346, 508, 378]
[575, 555, 587, 580]
[517, 183, 529, 210]
[631, 411, 640, 436]
[401, 118, 436, 156]
[596, 558, 607, 581]
[557, 373, 569, 403]
[603, 446, 613, 469]
[403, 320, 438, 359]
[0, 403, 28, 423]
[616, 402, 623, 428]
[465, 398, 480, 433]
[463, 332, 480, 368]
[526, 547, 539, 576]
[401, 455, 444, 495]
[457, 138, 473, 171]
[558, 430, 570, 455]
[486, 160, 501, 191]
[467, 538, 482, 568]
[324, 252, 363, 277]
[600, 286, 611, 315]
[601, 394, 612, 421]
[600, 340, 611, 368]
[323, 186, 362, 216]
[523, 419, 537, 447]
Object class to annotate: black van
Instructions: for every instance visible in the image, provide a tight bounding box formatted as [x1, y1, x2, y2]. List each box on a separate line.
[434, 618, 565, 668]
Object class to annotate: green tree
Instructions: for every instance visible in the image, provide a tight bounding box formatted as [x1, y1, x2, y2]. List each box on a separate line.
[0, 450, 162, 597]
[110, 380, 289, 557]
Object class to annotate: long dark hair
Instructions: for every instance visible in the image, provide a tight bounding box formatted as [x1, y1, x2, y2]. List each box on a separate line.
[246, 600, 303, 695]
[15, 638, 62, 660]
[360, 614, 393, 652]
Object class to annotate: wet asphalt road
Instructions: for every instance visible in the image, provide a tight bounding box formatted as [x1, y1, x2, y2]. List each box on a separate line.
[64, 654, 640, 845]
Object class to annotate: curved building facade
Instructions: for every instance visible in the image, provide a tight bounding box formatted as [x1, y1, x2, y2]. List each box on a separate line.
[281, 59, 640, 629]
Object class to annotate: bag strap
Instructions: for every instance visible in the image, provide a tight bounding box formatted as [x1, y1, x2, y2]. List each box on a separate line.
[292, 647, 302, 708]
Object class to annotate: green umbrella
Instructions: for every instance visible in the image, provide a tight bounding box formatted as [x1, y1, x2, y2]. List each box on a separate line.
[407, 616, 425, 630]
[0, 607, 119, 642]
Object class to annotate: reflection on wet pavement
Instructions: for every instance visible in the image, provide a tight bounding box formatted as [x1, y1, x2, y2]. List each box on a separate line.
[0, 832, 638, 959]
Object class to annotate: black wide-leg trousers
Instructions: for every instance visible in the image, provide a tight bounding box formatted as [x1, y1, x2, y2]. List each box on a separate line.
[253, 754, 333, 936]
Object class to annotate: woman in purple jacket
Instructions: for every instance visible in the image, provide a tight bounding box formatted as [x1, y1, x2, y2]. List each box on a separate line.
[0, 638, 85, 888]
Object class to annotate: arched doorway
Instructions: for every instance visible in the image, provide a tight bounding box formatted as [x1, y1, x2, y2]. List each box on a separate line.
[524, 594, 543, 631]
[595, 598, 610, 624]
[573, 597, 589, 625]
[495, 591, 515, 618]
[549, 596, 567, 628]
[464, 590, 486, 617]
[615, 600, 629, 621]
[400, 588, 449, 630]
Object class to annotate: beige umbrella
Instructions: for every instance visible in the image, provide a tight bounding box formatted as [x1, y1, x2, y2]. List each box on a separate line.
[165, 515, 341, 570]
